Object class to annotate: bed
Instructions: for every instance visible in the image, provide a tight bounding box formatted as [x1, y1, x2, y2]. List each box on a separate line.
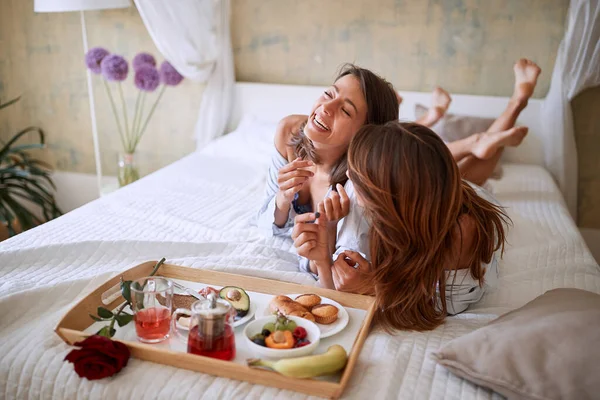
[1, 82, 599, 400]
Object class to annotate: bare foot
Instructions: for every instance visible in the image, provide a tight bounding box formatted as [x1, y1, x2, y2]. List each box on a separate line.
[420, 87, 452, 126]
[430, 86, 451, 117]
[471, 126, 529, 159]
[512, 59, 541, 105]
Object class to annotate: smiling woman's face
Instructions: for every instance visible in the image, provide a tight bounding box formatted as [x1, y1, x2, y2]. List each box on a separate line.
[304, 74, 368, 150]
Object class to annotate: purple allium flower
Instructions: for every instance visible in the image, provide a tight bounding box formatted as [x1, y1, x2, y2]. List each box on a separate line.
[101, 54, 129, 81]
[159, 61, 184, 86]
[134, 64, 160, 92]
[85, 47, 110, 74]
[132, 52, 156, 71]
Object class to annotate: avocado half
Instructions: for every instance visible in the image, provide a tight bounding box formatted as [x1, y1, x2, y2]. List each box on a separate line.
[219, 286, 250, 320]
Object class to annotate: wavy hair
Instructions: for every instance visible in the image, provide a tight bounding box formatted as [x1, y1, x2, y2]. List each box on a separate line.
[290, 64, 399, 189]
[347, 121, 508, 331]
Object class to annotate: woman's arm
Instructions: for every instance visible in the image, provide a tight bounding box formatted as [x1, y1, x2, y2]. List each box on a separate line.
[300, 181, 371, 291]
[256, 115, 310, 235]
[272, 115, 309, 226]
[331, 251, 374, 294]
[328, 181, 375, 293]
[292, 206, 335, 290]
[442, 183, 502, 314]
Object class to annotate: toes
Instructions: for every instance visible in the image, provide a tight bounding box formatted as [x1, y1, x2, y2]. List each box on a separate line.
[432, 87, 452, 109]
[517, 126, 529, 137]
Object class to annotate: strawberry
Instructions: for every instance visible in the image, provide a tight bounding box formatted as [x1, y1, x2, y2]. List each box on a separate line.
[293, 326, 307, 340]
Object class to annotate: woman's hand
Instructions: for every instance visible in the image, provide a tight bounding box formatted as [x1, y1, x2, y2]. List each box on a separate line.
[292, 203, 329, 264]
[332, 251, 372, 294]
[322, 184, 350, 225]
[275, 158, 314, 211]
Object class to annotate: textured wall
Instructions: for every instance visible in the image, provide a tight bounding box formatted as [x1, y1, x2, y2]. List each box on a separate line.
[4, 0, 598, 227]
[231, 0, 567, 97]
[0, 0, 202, 177]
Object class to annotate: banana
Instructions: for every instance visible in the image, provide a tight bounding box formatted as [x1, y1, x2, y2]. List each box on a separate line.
[247, 345, 348, 378]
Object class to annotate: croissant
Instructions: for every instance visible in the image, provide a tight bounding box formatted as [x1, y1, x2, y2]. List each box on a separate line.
[269, 295, 316, 322]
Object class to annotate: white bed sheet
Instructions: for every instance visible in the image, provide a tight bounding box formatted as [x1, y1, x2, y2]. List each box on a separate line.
[1, 125, 599, 400]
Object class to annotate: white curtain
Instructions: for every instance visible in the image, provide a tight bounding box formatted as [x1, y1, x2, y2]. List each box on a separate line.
[134, 0, 234, 148]
[541, 0, 600, 219]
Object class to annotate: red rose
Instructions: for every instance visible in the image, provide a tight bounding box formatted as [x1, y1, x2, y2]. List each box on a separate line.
[64, 335, 130, 380]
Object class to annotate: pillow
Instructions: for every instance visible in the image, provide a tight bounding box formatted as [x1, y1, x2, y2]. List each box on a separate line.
[200, 114, 278, 168]
[415, 104, 496, 143]
[415, 104, 502, 179]
[432, 288, 600, 400]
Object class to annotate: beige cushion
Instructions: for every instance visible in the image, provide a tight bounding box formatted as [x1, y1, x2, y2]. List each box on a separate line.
[432, 288, 600, 400]
[414, 104, 502, 179]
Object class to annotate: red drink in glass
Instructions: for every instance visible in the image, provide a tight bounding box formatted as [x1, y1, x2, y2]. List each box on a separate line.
[134, 306, 171, 342]
[187, 324, 236, 361]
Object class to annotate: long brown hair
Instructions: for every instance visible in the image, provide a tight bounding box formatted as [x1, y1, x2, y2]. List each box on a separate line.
[290, 64, 399, 188]
[347, 121, 508, 332]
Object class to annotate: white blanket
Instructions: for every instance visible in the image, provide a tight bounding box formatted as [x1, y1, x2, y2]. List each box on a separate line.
[1, 127, 599, 399]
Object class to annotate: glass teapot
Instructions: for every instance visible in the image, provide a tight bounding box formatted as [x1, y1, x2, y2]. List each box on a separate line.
[171, 293, 236, 361]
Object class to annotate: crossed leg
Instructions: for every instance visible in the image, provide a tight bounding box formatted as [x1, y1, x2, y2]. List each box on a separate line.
[454, 59, 541, 185]
[416, 87, 452, 127]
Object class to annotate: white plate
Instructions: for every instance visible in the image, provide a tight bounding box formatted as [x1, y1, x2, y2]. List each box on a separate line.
[262, 294, 349, 339]
[176, 300, 256, 330]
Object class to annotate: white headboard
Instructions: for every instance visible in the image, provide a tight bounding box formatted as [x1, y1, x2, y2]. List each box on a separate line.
[229, 82, 545, 167]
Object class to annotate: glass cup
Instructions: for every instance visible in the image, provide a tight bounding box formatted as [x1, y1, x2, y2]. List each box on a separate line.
[130, 277, 173, 343]
[171, 294, 236, 360]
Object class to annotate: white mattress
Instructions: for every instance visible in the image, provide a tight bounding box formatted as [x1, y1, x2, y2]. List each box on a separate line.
[1, 125, 599, 400]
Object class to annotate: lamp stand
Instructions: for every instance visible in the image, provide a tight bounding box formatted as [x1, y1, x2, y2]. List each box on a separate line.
[80, 10, 103, 197]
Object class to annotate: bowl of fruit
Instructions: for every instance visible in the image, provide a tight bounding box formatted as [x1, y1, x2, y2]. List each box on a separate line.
[244, 314, 320, 359]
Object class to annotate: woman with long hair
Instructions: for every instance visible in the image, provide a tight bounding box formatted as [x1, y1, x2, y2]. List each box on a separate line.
[280, 59, 540, 192]
[293, 121, 508, 331]
[256, 64, 399, 286]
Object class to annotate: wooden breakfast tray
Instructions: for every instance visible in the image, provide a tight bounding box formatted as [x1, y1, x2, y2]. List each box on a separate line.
[55, 261, 377, 399]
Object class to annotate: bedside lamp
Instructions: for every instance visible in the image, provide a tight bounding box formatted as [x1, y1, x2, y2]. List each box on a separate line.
[34, 0, 131, 196]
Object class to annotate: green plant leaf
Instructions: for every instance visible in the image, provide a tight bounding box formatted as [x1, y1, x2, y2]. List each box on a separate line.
[0, 127, 44, 161]
[0, 122, 59, 237]
[6, 184, 56, 211]
[0, 169, 31, 179]
[1, 194, 36, 231]
[89, 314, 105, 322]
[114, 313, 134, 327]
[2, 189, 47, 225]
[150, 257, 166, 276]
[5, 161, 56, 190]
[97, 307, 114, 319]
[0, 96, 21, 111]
[5, 143, 45, 154]
[0, 204, 16, 234]
[5, 175, 54, 201]
[2, 181, 61, 222]
[121, 279, 133, 303]
[96, 325, 116, 338]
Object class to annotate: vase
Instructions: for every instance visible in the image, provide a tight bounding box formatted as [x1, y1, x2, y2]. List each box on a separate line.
[118, 152, 140, 187]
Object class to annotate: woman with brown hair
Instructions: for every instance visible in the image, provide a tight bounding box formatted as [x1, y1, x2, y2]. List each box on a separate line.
[293, 121, 508, 331]
[256, 64, 400, 284]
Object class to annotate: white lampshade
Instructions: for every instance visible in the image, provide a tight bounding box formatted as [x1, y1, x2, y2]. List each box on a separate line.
[34, 0, 130, 12]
